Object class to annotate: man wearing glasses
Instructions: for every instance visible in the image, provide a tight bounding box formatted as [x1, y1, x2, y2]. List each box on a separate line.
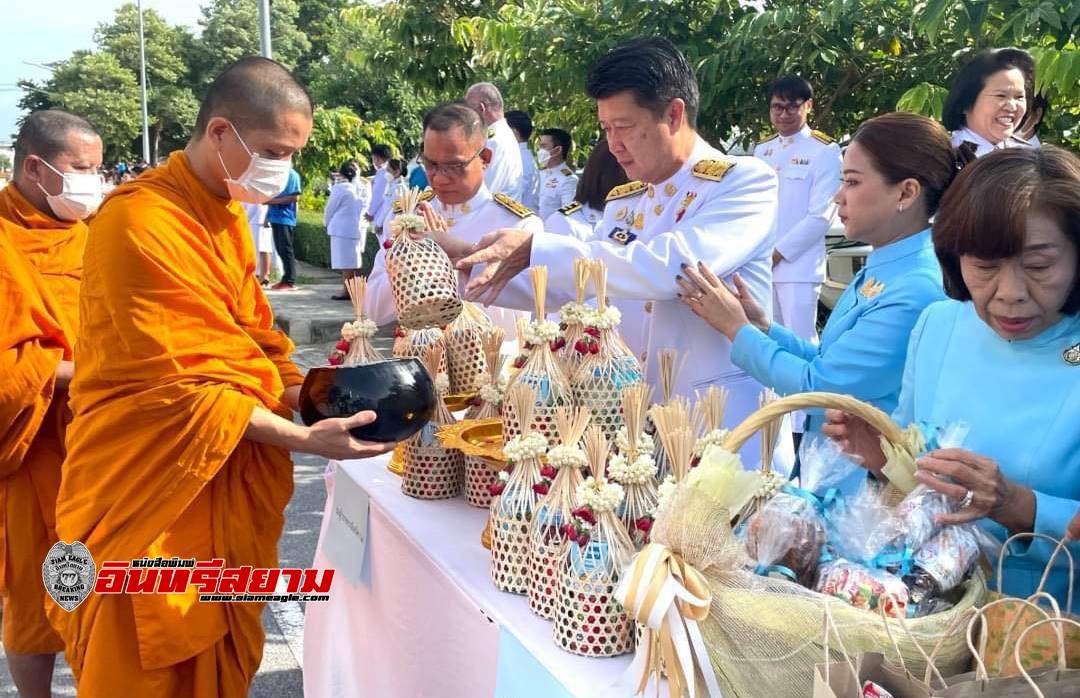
[363, 101, 538, 334]
[753, 75, 842, 356]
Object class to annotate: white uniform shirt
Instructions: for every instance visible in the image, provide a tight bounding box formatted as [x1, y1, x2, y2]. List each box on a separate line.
[497, 135, 791, 471]
[365, 184, 540, 336]
[543, 202, 602, 242]
[753, 125, 841, 284]
[323, 180, 370, 239]
[538, 164, 579, 220]
[483, 118, 524, 200]
[367, 164, 389, 227]
[950, 126, 1031, 158]
[374, 176, 404, 231]
[518, 142, 540, 211]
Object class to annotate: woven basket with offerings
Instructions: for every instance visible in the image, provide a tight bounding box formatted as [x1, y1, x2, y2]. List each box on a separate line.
[490, 383, 548, 595]
[571, 259, 643, 444]
[554, 258, 593, 377]
[393, 327, 448, 377]
[327, 277, 386, 366]
[609, 384, 659, 547]
[462, 330, 507, 508]
[384, 187, 462, 329]
[527, 407, 590, 620]
[553, 427, 637, 657]
[501, 266, 572, 447]
[446, 301, 498, 395]
[401, 342, 463, 500]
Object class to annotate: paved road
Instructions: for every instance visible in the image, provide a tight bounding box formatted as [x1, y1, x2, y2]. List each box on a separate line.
[1, 262, 384, 697]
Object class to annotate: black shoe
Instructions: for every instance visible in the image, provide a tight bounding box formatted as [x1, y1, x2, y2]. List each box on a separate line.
[331, 293, 350, 301]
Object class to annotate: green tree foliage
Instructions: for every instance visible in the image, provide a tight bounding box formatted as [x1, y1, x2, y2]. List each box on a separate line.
[192, 0, 311, 85]
[294, 106, 399, 206]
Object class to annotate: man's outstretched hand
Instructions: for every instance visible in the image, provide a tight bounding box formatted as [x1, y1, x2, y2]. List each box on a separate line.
[455, 228, 533, 306]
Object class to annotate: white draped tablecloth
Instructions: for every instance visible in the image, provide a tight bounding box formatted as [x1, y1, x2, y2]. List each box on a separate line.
[303, 454, 650, 697]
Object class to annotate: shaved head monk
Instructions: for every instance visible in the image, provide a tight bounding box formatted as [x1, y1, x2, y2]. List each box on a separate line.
[46, 57, 393, 696]
[0, 108, 102, 698]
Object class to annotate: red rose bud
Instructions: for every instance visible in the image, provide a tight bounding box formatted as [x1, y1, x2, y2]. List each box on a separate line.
[636, 517, 653, 533]
[572, 507, 597, 525]
[575, 533, 590, 547]
[382, 239, 393, 249]
[588, 342, 600, 355]
[690, 455, 701, 469]
[336, 339, 350, 352]
[513, 356, 526, 369]
[574, 340, 587, 354]
[393, 326, 406, 338]
[487, 482, 505, 496]
[584, 327, 601, 338]
[561, 523, 577, 539]
[540, 465, 557, 479]
[532, 482, 550, 496]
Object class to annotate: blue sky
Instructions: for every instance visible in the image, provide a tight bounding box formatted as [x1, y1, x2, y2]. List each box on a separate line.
[0, 1, 204, 141]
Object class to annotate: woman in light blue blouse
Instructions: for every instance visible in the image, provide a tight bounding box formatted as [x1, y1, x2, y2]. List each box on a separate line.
[825, 146, 1080, 603]
[677, 113, 954, 487]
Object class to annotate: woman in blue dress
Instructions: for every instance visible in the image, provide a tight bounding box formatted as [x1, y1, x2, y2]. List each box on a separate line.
[824, 146, 1080, 603]
[676, 112, 955, 489]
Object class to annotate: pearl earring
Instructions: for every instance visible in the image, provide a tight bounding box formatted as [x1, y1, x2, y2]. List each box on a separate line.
[897, 204, 904, 213]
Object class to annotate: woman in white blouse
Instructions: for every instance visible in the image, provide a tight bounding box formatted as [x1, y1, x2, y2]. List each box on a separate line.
[943, 47, 1035, 158]
[324, 161, 371, 300]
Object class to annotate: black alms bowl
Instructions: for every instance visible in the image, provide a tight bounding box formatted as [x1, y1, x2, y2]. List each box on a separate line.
[299, 358, 436, 443]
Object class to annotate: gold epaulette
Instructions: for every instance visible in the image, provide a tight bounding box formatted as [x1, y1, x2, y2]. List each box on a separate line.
[757, 133, 780, 147]
[487, 127, 496, 139]
[691, 159, 736, 182]
[605, 181, 647, 201]
[493, 192, 533, 219]
[558, 201, 583, 215]
[560, 166, 574, 177]
[392, 188, 435, 214]
[811, 130, 835, 145]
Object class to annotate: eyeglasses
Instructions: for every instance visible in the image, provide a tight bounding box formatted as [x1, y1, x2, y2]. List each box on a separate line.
[770, 101, 806, 115]
[421, 148, 484, 178]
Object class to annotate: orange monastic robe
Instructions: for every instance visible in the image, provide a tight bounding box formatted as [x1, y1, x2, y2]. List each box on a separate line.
[0, 183, 86, 655]
[47, 151, 303, 696]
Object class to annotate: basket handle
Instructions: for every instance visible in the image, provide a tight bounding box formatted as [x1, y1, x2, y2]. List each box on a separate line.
[997, 533, 1074, 615]
[965, 594, 1059, 681]
[1014, 617, 1080, 698]
[722, 392, 906, 458]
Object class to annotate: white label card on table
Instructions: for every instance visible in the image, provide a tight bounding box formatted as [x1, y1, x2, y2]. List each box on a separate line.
[322, 468, 370, 585]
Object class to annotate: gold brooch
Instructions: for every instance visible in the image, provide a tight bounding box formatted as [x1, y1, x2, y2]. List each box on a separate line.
[615, 206, 628, 222]
[1064, 342, 1080, 366]
[633, 213, 645, 230]
[653, 204, 664, 216]
[461, 202, 470, 214]
[664, 183, 677, 197]
[647, 185, 655, 199]
[859, 277, 886, 299]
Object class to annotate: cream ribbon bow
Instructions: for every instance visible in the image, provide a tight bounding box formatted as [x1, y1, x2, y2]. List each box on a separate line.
[615, 542, 722, 698]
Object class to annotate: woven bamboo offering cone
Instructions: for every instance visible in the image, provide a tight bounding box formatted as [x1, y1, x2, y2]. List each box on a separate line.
[385, 186, 463, 329]
[463, 329, 507, 508]
[490, 383, 548, 594]
[328, 276, 385, 366]
[501, 266, 572, 447]
[527, 406, 590, 619]
[554, 258, 593, 377]
[393, 327, 448, 376]
[402, 341, 463, 500]
[609, 383, 659, 547]
[647, 349, 686, 480]
[446, 301, 497, 394]
[553, 427, 636, 657]
[571, 259, 643, 443]
[692, 384, 730, 464]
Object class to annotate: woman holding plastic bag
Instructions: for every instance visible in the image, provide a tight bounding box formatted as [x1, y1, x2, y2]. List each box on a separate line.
[825, 146, 1080, 605]
[676, 113, 957, 495]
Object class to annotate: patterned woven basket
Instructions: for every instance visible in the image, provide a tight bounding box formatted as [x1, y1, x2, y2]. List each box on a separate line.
[571, 260, 643, 444]
[460, 331, 506, 507]
[393, 327, 448, 376]
[609, 384, 659, 548]
[501, 267, 573, 448]
[491, 384, 548, 595]
[527, 407, 590, 620]
[553, 428, 637, 657]
[384, 187, 463, 329]
[554, 258, 593, 378]
[402, 342, 463, 500]
[446, 302, 497, 394]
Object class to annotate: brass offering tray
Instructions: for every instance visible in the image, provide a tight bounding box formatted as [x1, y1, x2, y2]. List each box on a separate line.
[437, 418, 505, 465]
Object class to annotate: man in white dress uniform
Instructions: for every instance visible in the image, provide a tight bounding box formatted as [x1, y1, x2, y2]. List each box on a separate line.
[465, 82, 524, 200]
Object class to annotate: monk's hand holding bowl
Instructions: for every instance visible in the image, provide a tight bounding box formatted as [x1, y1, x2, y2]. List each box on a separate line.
[303, 410, 396, 460]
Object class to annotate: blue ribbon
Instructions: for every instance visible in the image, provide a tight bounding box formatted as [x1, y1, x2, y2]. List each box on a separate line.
[870, 548, 915, 577]
[754, 563, 798, 582]
[780, 484, 844, 517]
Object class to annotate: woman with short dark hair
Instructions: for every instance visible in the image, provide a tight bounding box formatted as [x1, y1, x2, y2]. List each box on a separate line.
[825, 145, 1080, 604]
[943, 47, 1035, 157]
[677, 112, 957, 492]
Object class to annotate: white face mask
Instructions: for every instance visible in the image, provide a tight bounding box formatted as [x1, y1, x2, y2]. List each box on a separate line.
[218, 123, 293, 204]
[536, 148, 553, 168]
[37, 159, 104, 221]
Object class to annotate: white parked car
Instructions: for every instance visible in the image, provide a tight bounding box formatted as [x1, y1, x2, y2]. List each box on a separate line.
[818, 220, 871, 328]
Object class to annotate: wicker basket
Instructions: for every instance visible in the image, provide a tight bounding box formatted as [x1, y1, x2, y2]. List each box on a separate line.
[394, 328, 448, 376]
[401, 343, 463, 500]
[446, 302, 497, 395]
[554, 258, 593, 378]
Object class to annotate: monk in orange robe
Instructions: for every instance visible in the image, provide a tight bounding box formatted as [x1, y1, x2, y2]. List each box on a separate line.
[0, 109, 102, 698]
[46, 57, 393, 696]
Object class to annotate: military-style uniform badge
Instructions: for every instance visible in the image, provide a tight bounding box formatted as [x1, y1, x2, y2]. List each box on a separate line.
[560, 166, 573, 176]
[605, 180, 648, 201]
[493, 192, 533, 219]
[559, 201, 583, 216]
[487, 127, 496, 139]
[653, 204, 664, 216]
[632, 213, 645, 230]
[663, 183, 678, 197]
[614, 206, 629, 222]
[608, 227, 636, 245]
[675, 191, 698, 223]
[859, 277, 886, 299]
[461, 202, 471, 214]
[811, 130, 835, 145]
[1064, 342, 1080, 366]
[692, 159, 736, 182]
[790, 157, 810, 166]
[43, 541, 96, 612]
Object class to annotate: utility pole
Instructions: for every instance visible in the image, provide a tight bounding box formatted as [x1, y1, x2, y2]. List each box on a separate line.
[258, 0, 273, 58]
[137, 0, 151, 163]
